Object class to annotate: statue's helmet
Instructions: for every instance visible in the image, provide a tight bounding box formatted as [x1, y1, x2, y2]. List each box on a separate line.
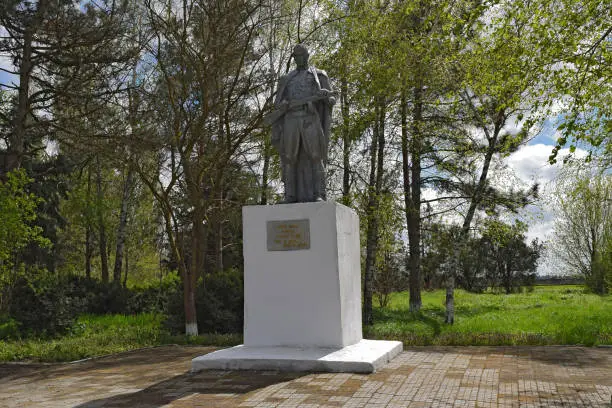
[292, 44, 309, 57]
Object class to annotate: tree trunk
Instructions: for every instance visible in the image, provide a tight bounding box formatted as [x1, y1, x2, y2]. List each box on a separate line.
[123, 244, 129, 288]
[216, 226, 224, 273]
[363, 103, 385, 326]
[95, 156, 109, 283]
[341, 74, 351, 205]
[504, 260, 512, 294]
[505, 272, 511, 294]
[445, 242, 460, 324]
[7, 17, 32, 172]
[215, 191, 224, 273]
[445, 250, 457, 324]
[85, 226, 93, 278]
[445, 271, 455, 324]
[446, 102, 504, 324]
[162, 194, 197, 335]
[403, 89, 423, 312]
[181, 220, 198, 336]
[186, 207, 205, 336]
[159, 197, 196, 335]
[363, 115, 379, 326]
[113, 165, 135, 284]
[260, 139, 270, 205]
[261, 23, 276, 206]
[85, 166, 93, 279]
[409, 87, 423, 312]
[115, 63, 138, 286]
[182, 158, 204, 336]
[446, 112, 502, 323]
[463, 147, 496, 232]
[4, 0, 51, 174]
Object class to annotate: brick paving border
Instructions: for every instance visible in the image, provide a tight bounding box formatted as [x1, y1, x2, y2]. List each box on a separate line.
[0, 345, 610, 407]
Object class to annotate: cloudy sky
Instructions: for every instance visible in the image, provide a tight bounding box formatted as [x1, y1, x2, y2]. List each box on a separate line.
[0, 26, 15, 89]
[501, 122, 586, 275]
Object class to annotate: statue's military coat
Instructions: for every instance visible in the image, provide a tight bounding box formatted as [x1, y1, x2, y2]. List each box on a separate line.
[271, 66, 333, 167]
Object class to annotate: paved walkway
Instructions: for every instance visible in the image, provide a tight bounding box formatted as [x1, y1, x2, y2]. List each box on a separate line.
[0, 345, 610, 407]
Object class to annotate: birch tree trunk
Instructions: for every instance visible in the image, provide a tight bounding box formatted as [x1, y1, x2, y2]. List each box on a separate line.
[113, 165, 135, 284]
[123, 245, 129, 288]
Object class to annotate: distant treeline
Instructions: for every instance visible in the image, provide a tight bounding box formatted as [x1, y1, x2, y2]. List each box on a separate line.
[535, 276, 585, 286]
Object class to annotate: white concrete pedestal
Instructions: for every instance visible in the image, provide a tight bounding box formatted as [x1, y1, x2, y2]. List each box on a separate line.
[192, 202, 402, 373]
[192, 339, 402, 373]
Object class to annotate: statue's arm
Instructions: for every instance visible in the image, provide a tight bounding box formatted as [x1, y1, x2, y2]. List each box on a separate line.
[317, 70, 336, 106]
[318, 70, 332, 91]
[274, 75, 289, 106]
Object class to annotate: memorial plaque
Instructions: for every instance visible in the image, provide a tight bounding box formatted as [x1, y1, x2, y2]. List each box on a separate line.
[267, 219, 310, 251]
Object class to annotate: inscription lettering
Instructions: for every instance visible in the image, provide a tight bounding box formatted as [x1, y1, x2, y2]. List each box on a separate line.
[267, 219, 310, 251]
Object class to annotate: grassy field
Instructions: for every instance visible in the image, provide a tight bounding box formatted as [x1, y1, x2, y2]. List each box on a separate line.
[0, 285, 609, 362]
[366, 285, 612, 346]
[0, 314, 241, 363]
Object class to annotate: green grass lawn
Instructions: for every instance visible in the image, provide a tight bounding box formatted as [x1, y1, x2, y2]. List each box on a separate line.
[0, 314, 241, 363]
[1, 285, 609, 362]
[366, 285, 612, 346]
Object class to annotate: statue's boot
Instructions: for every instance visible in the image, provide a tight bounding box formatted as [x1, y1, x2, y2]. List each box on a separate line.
[312, 161, 325, 202]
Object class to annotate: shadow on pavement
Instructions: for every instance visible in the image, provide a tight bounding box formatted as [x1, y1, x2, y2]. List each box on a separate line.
[0, 346, 217, 382]
[73, 369, 304, 408]
[516, 346, 612, 368]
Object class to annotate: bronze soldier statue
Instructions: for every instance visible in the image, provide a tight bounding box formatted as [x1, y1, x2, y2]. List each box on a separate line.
[266, 44, 335, 203]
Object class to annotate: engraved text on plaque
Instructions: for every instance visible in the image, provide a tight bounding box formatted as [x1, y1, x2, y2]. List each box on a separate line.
[267, 219, 310, 251]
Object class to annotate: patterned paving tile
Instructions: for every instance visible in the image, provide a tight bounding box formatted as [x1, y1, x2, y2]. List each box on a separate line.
[0, 345, 610, 407]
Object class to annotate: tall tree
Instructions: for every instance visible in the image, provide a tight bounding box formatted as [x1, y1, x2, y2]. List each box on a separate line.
[480, 220, 541, 294]
[0, 0, 136, 174]
[112, 163, 135, 283]
[552, 168, 611, 294]
[432, 0, 542, 323]
[391, 0, 487, 312]
[362, 101, 387, 325]
[1, 1, 138, 274]
[138, 0, 271, 335]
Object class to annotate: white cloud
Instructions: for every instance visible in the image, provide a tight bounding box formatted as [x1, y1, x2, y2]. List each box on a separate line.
[501, 112, 528, 138]
[505, 143, 587, 186]
[502, 143, 588, 275]
[421, 187, 438, 202]
[524, 218, 554, 244]
[506, 144, 559, 184]
[0, 54, 15, 82]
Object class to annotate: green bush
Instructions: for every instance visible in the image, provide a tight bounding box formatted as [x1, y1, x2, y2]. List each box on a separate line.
[165, 268, 244, 334]
[0, 315, 20, 340]
[126, 272, 181, 314]
[8, 275, 84, 337]
[5, 273, 181, 339]
[55, 274, 178, 316]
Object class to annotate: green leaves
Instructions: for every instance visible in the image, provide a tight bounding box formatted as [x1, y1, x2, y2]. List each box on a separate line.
[0, 169, 50, 281]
